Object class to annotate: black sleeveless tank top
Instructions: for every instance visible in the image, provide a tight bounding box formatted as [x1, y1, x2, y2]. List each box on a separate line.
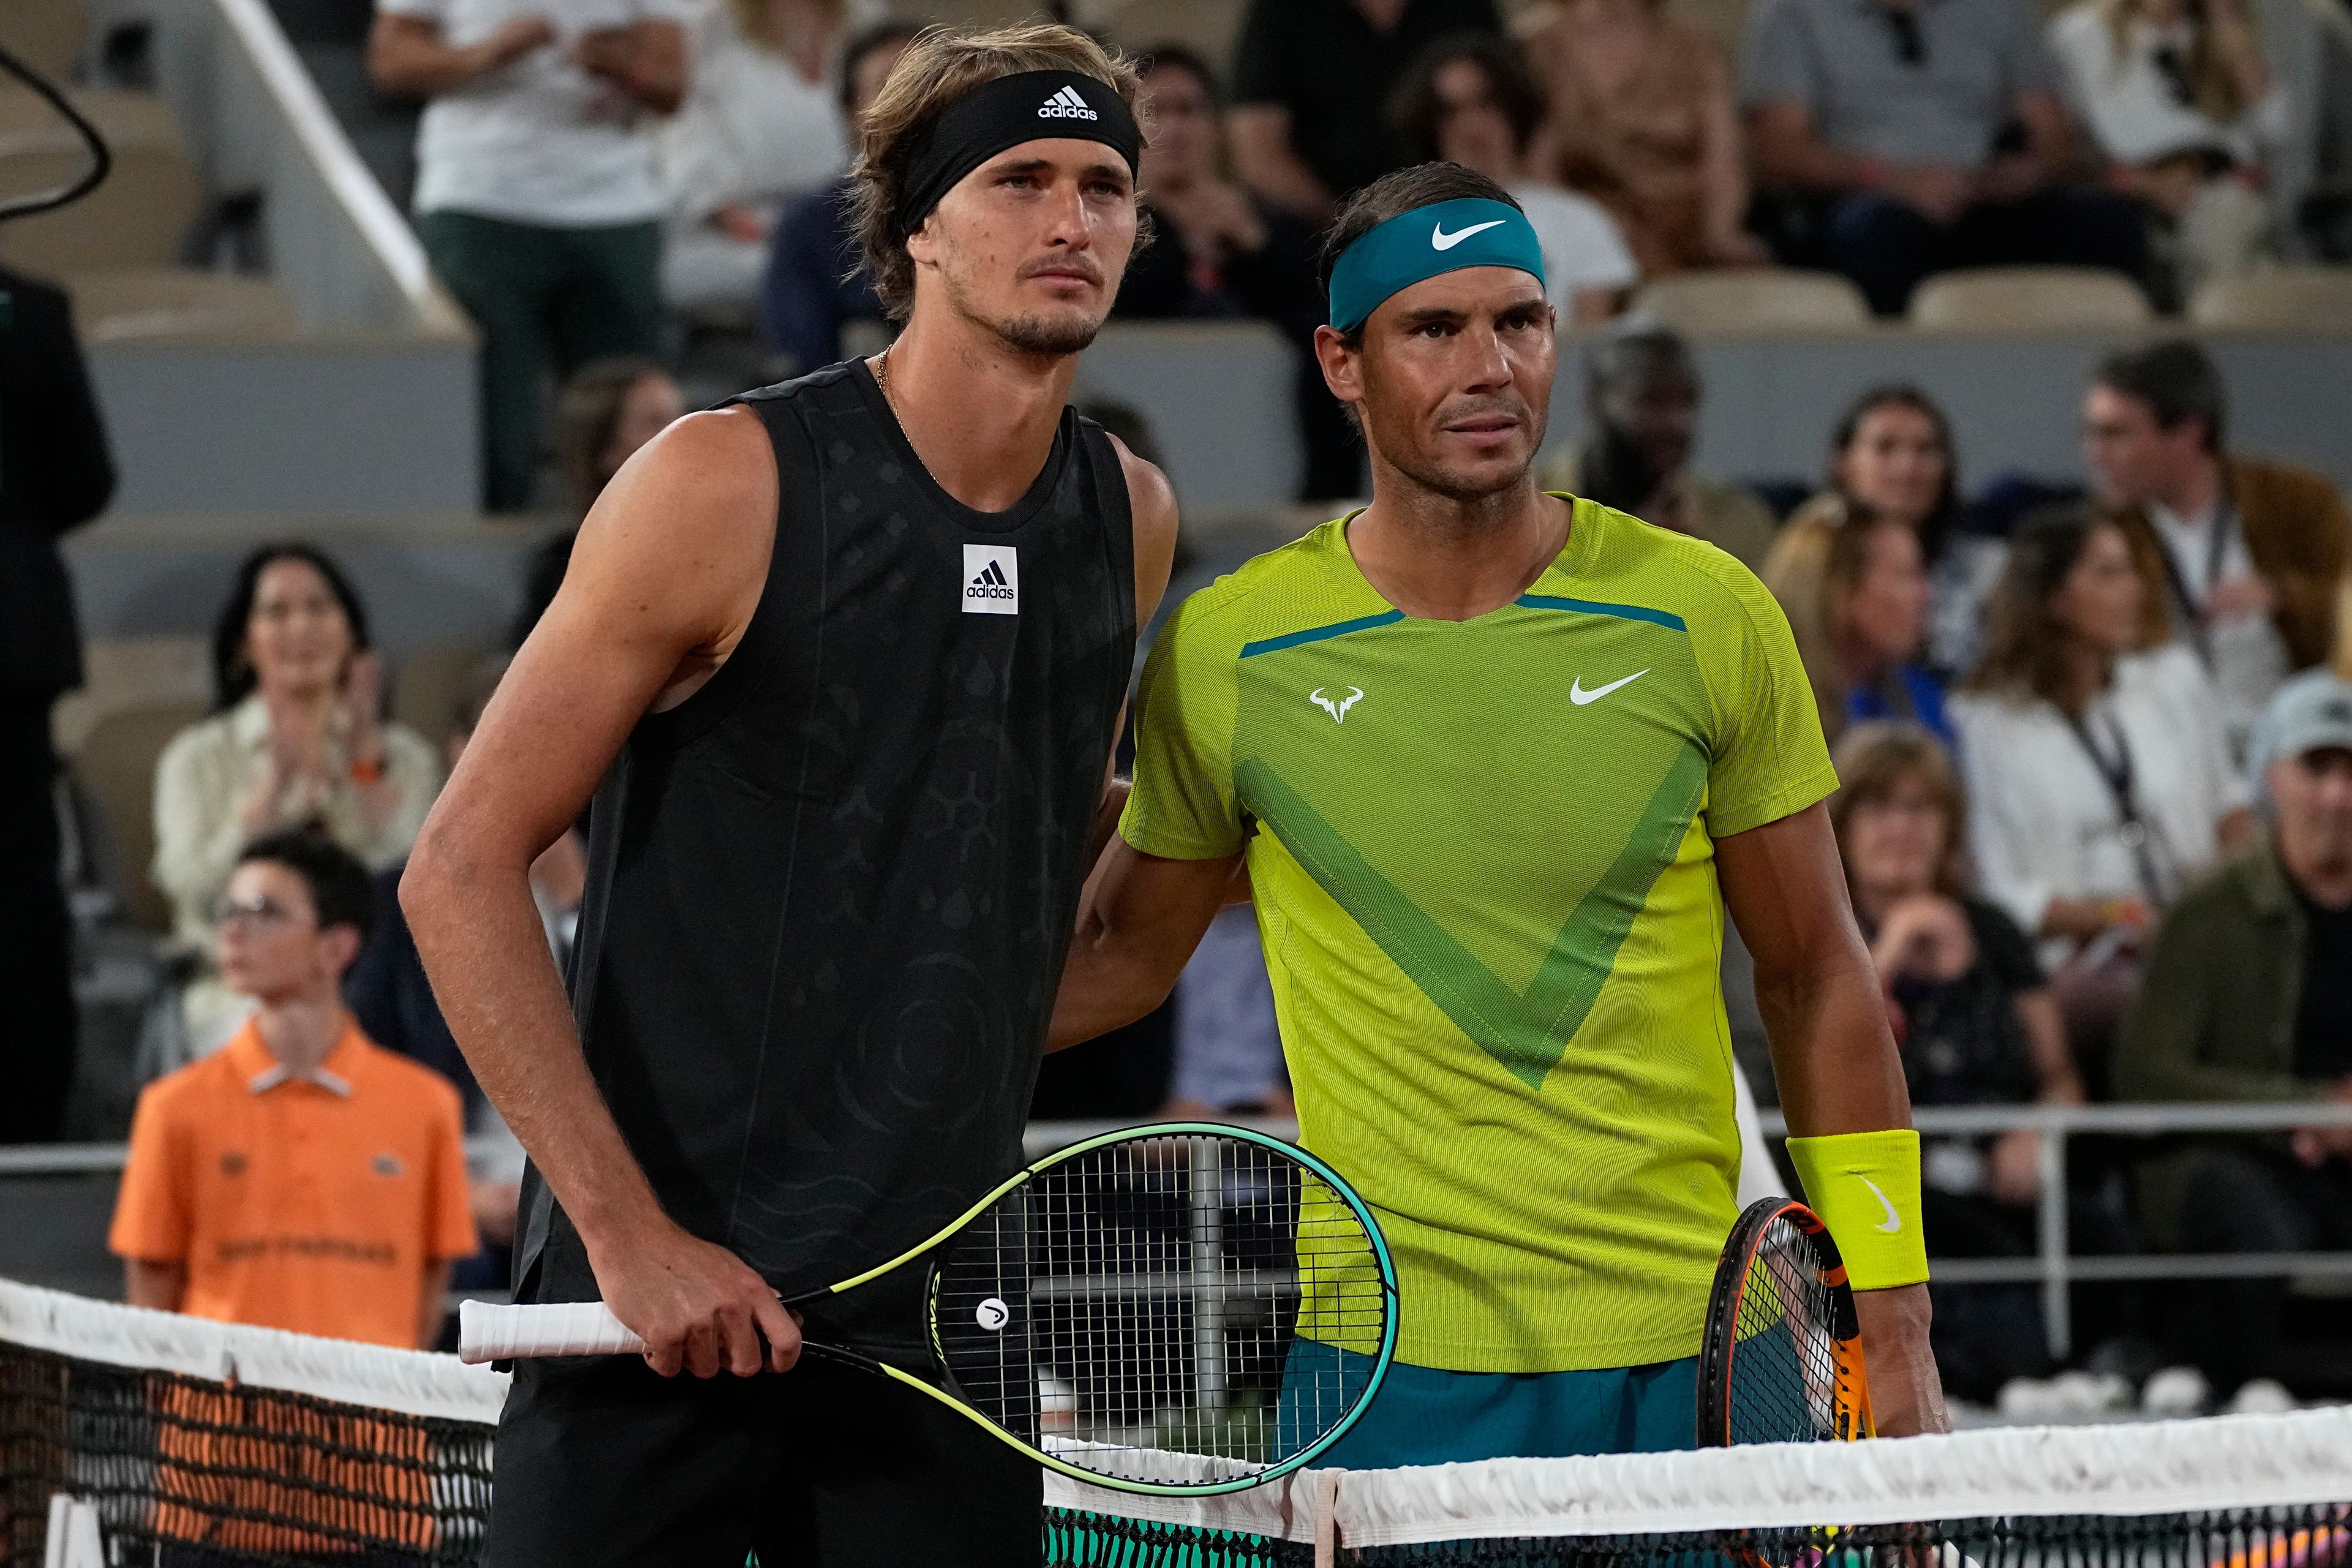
[516, 361, 1136, 1359]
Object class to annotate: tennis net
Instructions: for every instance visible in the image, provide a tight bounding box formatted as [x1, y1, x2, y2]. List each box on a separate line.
[1044, 1405, 2352, 1568]
[1, 1278, 504, 1567]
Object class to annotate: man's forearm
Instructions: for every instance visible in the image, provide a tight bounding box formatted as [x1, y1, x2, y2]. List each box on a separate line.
[124, 1259, 186, 1313]
[369, 26, 492, 97]
[1754, 940, 1912, 1134]
[401, 850, 665, 1253]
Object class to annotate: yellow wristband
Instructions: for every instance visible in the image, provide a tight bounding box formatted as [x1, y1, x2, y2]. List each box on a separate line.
[1785, 1129, 1930, 1291]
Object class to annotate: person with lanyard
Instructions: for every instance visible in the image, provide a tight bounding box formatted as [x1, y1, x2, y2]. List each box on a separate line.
[401, 26, 1177, 1567]
[1050, 162, 1950, 1460]
[2082, 339, 2352, 760]
[1950, 509, 2251, 1065]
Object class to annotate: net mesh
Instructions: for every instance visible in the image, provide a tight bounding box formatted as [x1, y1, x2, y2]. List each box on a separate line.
[1, 1281, 501, 1568]
[1041, 1407, 2352, 1568]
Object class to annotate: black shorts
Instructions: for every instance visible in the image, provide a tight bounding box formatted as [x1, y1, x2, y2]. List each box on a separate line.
[486, 1352, 1039, 1567]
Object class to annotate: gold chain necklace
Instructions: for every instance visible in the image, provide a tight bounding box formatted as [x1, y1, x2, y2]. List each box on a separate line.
[872, 345, 907, 435]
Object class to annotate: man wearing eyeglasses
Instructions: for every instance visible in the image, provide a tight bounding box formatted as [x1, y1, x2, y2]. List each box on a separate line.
[110, 830, 478, 1349]
[1742, 0, 2149, 315]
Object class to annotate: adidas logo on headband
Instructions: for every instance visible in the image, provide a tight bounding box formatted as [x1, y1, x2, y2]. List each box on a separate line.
[1038, 85, 1098, 121]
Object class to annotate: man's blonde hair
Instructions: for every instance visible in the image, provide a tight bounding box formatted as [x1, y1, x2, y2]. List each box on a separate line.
[848, 22, 1148, 323]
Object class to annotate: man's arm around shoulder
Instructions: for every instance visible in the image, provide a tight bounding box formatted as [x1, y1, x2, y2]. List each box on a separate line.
[401, 407, 803, 1380]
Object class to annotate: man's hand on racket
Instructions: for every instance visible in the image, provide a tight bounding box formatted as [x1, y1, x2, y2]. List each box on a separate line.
[586, 1216, 802, 1378]
[1853, 1284, 1949, 1436]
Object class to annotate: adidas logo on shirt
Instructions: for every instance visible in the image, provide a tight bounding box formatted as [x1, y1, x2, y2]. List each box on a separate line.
[1038, 85, 1098, 121]
[963, 543, 1019, 615]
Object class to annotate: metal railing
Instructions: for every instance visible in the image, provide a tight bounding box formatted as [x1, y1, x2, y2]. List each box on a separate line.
[10, 1105, 2351, 1362]
[1028, 1104, 2352, 1362]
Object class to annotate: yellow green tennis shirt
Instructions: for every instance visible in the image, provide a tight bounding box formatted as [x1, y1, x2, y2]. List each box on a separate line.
[1121, 499, 1836, 1374]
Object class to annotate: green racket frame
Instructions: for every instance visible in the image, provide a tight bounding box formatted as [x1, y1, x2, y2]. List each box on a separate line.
[781, 1120, 1400, 1496]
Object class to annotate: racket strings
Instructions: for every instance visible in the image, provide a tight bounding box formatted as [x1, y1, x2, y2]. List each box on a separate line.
[1727, 1216, 1845, 1445]
[929, 1134, 1387, 1487]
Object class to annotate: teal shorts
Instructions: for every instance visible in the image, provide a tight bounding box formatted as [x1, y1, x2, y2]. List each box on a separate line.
[1278, 1341, 1700, 1467]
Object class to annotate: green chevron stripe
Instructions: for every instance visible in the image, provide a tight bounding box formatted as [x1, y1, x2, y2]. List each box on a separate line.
[1237, 747, 1708, 1088]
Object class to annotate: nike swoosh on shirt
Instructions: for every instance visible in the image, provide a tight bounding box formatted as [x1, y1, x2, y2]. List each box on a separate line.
[1430, 219, 1507, 251]
[1569, 669, 1649, 706]
[1860, 1175, 1903, 1233]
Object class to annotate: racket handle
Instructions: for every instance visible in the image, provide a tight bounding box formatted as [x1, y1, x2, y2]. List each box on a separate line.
[458, 1299, 644, 1363]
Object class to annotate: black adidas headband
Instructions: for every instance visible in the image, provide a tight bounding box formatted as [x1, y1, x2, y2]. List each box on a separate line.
[895, 70, 1144, 234]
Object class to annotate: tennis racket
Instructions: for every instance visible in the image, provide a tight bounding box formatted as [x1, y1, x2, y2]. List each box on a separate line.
[460, 1122, 1397, 1496]
[1697, 1196, 1874, 1447]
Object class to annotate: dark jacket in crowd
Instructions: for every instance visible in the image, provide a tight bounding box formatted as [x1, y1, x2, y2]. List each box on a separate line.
[2116, 838, 2351, 1245]
[760, 177, 878, 377]
[0, 265, 116, 699]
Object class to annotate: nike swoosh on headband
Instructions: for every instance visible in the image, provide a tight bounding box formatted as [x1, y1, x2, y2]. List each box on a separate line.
[1430, 219, 1507, 251]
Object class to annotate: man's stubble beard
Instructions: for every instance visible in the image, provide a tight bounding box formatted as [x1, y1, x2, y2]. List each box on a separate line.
[1366, 402, 1549, 511]
[940, 249, 1111, 359]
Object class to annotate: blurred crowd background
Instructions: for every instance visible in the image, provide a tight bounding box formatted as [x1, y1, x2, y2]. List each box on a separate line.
[2, 0, 2351, 1427]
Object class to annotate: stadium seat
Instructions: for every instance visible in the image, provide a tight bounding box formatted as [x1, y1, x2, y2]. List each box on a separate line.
[1632, 269, 1874, 334]
[0, 0, 87, 79]
[2187, 267, 2352, 332]
[51, 636, 211, 758]
[0, 87, 202, 276]
[69, 699, 208, 937]
[391, 639, 491, 756]
[1906, 268, 2152, 332]
[62, 267, 303, 344]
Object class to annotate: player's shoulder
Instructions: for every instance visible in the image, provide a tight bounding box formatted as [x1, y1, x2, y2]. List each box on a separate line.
[1567, 495, 1785, 631]
[1157, 516, 1366, 660]
[136, 1048, 241, 1120]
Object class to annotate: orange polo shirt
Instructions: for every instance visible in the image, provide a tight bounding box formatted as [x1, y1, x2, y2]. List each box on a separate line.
[110, 1017, 478, 1349]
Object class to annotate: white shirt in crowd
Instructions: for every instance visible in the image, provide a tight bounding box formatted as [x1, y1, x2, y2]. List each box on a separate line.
[1509, 183, 1640, 314]
[655, 0, 866, 309]
[2045, 2, 2290, 168]
[1949, 644, 2248, 965]
[2146, 498, 2291, 758]
[382, 0, 693, 226]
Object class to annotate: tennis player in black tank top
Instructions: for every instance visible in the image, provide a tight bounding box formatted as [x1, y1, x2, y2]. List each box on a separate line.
[403, 29, 1177, 1567]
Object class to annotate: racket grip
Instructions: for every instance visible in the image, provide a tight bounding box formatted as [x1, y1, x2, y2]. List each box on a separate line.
[458, 1299, 646, 1364]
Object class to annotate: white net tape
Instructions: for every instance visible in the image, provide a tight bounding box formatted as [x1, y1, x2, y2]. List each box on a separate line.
[0, 1278, 508, 1425]
[1046, 1406, 2352, 1549]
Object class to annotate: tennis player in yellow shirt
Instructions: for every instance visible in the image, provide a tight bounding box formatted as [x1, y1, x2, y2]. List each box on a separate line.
[1052, 164, 1951, 1459]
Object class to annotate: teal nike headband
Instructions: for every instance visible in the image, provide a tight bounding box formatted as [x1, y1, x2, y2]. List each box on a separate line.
[1327, 197, 1548, 334]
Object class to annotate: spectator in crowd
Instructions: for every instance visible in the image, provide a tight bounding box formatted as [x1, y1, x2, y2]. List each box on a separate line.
[0, 263, 116, 1143]
[154, 546, 442, 1054]
[1779, 385, 2005, 674]
[1387, 36, 1640, 325]
[2116, 676, 2352, 1397]
[1539, 323, 1776, 569]
[1166, 907, 1292, 1118]
[369, 0, 688, 511]
[1741, 0, 2149, 315]
[656, 0, 867, 318]
[2305, 20, 2352, 259]
[1113, 45, 1358, 502]
[1520, 0, 1769, 273]
[512, 357, 685, 645]
[2245, 579, 2352, 809]
[110, 831, 478, 1349]
[2046, 0, 2288, 299]
[758, 19, 919, 374]
[1226, 0, 1502, 221]
[2082, 339, 2351, 760]
[1769, 510, 1951, 747]
[1830, 722, 2082, 1397]
[1950, 509, 2250, 1060]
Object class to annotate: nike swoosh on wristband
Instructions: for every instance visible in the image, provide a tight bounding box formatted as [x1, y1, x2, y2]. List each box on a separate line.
[1430, 219, 1507, 251]
[1860, 1175, 1904, 1232]
[1569, 669, 1648, 706]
